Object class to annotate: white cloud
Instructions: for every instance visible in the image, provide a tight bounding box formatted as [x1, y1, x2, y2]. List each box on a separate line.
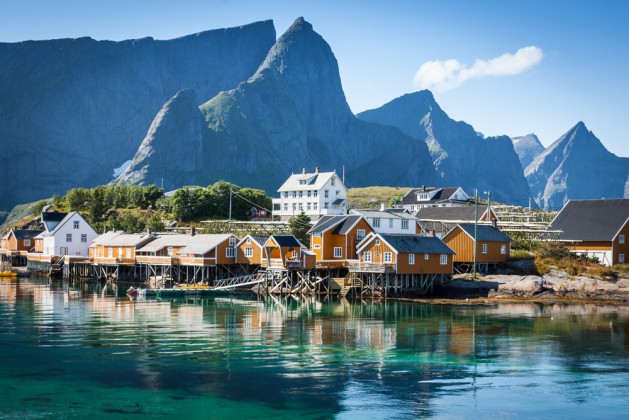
[413, 46, 543, 92]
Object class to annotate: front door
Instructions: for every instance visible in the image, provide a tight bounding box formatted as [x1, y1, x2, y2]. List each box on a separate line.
[60, 247, 68, 256]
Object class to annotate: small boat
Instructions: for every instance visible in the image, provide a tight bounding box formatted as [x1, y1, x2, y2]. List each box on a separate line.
[142, 288, 186, 297]
[126, 286, 139, 298]
[0, 271, 17, 278]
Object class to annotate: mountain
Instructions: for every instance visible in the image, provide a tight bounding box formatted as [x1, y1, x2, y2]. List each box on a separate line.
[524, 122, 629, 210]
[0, 20, 276, 210]
[511, 134, 545, 168]
[118, 18, 435, 192]
[357, 91, 532, 206]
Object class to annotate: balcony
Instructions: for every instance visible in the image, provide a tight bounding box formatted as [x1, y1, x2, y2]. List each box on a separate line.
[348, 262, 395, 273]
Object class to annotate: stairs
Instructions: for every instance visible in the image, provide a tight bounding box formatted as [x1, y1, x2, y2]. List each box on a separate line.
[339, 285, 352, 298]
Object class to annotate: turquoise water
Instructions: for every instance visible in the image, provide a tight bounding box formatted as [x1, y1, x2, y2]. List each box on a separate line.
[0, 278, 628, 419]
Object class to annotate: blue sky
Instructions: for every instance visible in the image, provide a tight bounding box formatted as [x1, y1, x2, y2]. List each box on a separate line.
[2, 0, 628, 156]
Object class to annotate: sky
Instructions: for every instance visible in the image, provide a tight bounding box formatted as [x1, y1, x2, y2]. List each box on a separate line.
[1, 0, 628, 156]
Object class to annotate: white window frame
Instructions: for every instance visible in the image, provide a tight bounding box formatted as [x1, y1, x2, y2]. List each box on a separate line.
[324, 190, 329, 198]
[126, 248, 131, 259]
[324, 203, 329, 209]
[331, 178, 335, 186]
[81, 234, 87, 243]
[501, 244, 507, 254]
[246, 238, 251, 244]
[244, 247, 253, 257]
[333, 247, 342, 258]
[73, 221, 79, 229]
[229, 237, 236, 246]
[384, 252, 392, 263]
[226, 247, 235, 258]
[23, 239, 31, 246]
[66, 234, 72, 242]
[375, 239, 381, 246]
[363, 252, 372, 262]
[108, 248, 113, 258]
[167, 246, 173, 256]
[424, 253, 429, 260]
[372, 218, 380, 228]
[401, 220, 409, 230]
[357, 229, 366, 240]
[313, 202, 318, 210]
[440, 254, 448, 265]
[481, 243, 488, 254]
[409, 253, 415, 265]
[313, 244, 321, 250]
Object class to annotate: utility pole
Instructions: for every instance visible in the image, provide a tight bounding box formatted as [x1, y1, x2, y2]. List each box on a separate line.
[228, 188, 233, 231]
[473, 189, 478, 279]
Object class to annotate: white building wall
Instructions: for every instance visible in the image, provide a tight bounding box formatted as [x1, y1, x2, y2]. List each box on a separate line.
[42, 213, 98, 256]
[274, 174, 347, 220]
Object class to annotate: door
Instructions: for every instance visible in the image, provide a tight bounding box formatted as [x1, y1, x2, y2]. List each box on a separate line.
[60, 247, 68, 256]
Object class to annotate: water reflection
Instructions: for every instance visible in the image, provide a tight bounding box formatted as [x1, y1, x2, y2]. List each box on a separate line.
[0, 277, 627, 418]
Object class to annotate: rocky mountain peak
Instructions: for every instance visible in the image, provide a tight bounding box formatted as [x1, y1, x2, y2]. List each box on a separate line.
[511, 133, 545, 168]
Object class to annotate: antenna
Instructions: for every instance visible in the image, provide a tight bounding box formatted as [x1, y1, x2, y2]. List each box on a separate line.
[342, 165, 345, 184]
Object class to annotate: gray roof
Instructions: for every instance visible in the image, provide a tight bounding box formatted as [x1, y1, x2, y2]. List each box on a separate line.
[138, 234, 233, 254]
[455, 224, 511, 242]
[351, 209, 417, 220]
[547, 199, 629, 242]
[332, 215, 363, 234]
[277, 170, 343, 192]
[267, 235, 303, 248]
[41, 211, 68, 232]
[380, 234, 455, 254]
[92, 231, 154, 247]
[402, 187, 467, 205]
[415, 206, 486, 222]
[308, 215, 346, 234]
[11, 229, 44, 240]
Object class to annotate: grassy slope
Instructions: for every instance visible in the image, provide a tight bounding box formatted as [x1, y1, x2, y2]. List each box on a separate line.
[347, 186, 411, 209]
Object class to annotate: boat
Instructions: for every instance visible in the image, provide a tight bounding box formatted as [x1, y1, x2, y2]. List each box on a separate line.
[0, 271, 17, 278]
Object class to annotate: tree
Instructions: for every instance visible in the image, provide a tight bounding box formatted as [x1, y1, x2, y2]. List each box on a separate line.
[146, 214, 165, 232]
[30, 200, 49, 217]
[66, 188, 90, 211]
[288, 212, 311, 247]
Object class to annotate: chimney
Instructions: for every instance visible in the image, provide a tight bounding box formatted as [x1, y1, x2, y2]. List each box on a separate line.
[492, 219, 498, 229]
[429, 229, 435, 237]
[421, 185, 425, 191]
[380, 203, 385, 211]
[302, 167, 307, 174]
[147, 228, 152, 235]
[190, 227, 196, 236]
[315, 166, 320, 174]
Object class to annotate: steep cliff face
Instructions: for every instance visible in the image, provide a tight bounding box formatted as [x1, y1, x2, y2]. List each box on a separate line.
[119, 18, 435, 192]
[358, 91, 532, 206]
[512, 134, 545, 168]
[525, 122, 629, 210]
[0, 20, 276, 209]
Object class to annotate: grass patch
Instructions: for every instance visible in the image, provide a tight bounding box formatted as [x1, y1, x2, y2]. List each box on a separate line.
[347, 186, 412, 209]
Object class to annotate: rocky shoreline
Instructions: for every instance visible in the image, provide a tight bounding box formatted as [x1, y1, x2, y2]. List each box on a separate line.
[428, 269, 629, 303]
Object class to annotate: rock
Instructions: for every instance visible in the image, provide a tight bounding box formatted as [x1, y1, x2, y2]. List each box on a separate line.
[357, 91, 532, 206]
[0, 20, 276, 210]
[525, 122, 629, 210]
[119, 17, 436, 192]
[511, 134, 545, 169]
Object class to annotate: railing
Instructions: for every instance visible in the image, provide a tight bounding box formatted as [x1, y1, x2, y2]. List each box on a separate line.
[26, 253, 54, 262]
[347, 262, 395, 273]
[91, 257, 136, 265]
[178, 257, 217, 266]
[315, 259, 357, 269]
[135, 255, 179, 265]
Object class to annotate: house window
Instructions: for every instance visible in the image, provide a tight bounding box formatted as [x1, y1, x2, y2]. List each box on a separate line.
[245, 247, 253, 257]
[66, 234, 72, 242]
[313, 232, 321, 238]
[299, 191, 303, 198]
[440, 254, 448, 265]
[375, 239, 381, 245]
[313, 244, 321, 250]
[324, 203, 329, 209]
[372, 218, 381, 228]
[313, 202, 318, 210]
[307, 191, 311, 197]
[126, 248, 131, 259]
[299, 180, 306, 185]
[411, 206, 415, 211]
[284, 203, 288, 211]
[501, 245, 507, 254]
[401, 220, 409, 230]
[81, 234, 87, 243]
[293, 192, 297, 198]
[307, 203, 311, 211]
[284, 192, 289, 198]
[424, 253, 429, 260]
[336, 190, 340, 198]
[619, 254, 625, 264]
[481, 244, 488, 254]
[357, 229, 366, 240]
[229, 238, 236, 246]
[384, 252, 392, 263]
[167, 247, 173, 256]
[299, 204, 303, 211]
[389, 219, 393, 228]
[24, 239, 31, 246]
[226, 247, 235, 258]
[73, 221, 79, 229]
[331, 177, 336, 186]
[409, 254, 415, 265]
[323, 190, 329, 198]
[108, 248, 113, 258]
[314, 191, 318, 197]
[620, 235, 625, 244]
[246, 238, 251, 244]
[334, 247, 342, 258]
[363, 252, 372, 262]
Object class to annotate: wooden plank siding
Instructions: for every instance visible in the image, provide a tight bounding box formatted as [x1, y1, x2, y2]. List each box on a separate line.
[236, 240, 263, 265]
[311, 218, 373, 263]
[359, 237, 452, 275]
[613, 221, 629, 264]
[444, 227, 510, 263]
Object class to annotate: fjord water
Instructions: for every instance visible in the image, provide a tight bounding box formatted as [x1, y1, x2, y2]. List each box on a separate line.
[0, 278, 627, 419]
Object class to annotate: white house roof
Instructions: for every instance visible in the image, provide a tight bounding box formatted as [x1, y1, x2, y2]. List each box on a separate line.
[351, 209, 417, 221]
[277, 170, 343, 192]
[92, 231, 154, 247]
[138, 234, 233, 255]
[47, 211, 95, 236]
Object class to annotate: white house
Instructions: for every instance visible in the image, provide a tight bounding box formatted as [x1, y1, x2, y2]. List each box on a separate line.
[400, 187, 469, 212]
[38, 211, 98, 257]
[272, 167, 347, 221]
[349, 206, 421, 235]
